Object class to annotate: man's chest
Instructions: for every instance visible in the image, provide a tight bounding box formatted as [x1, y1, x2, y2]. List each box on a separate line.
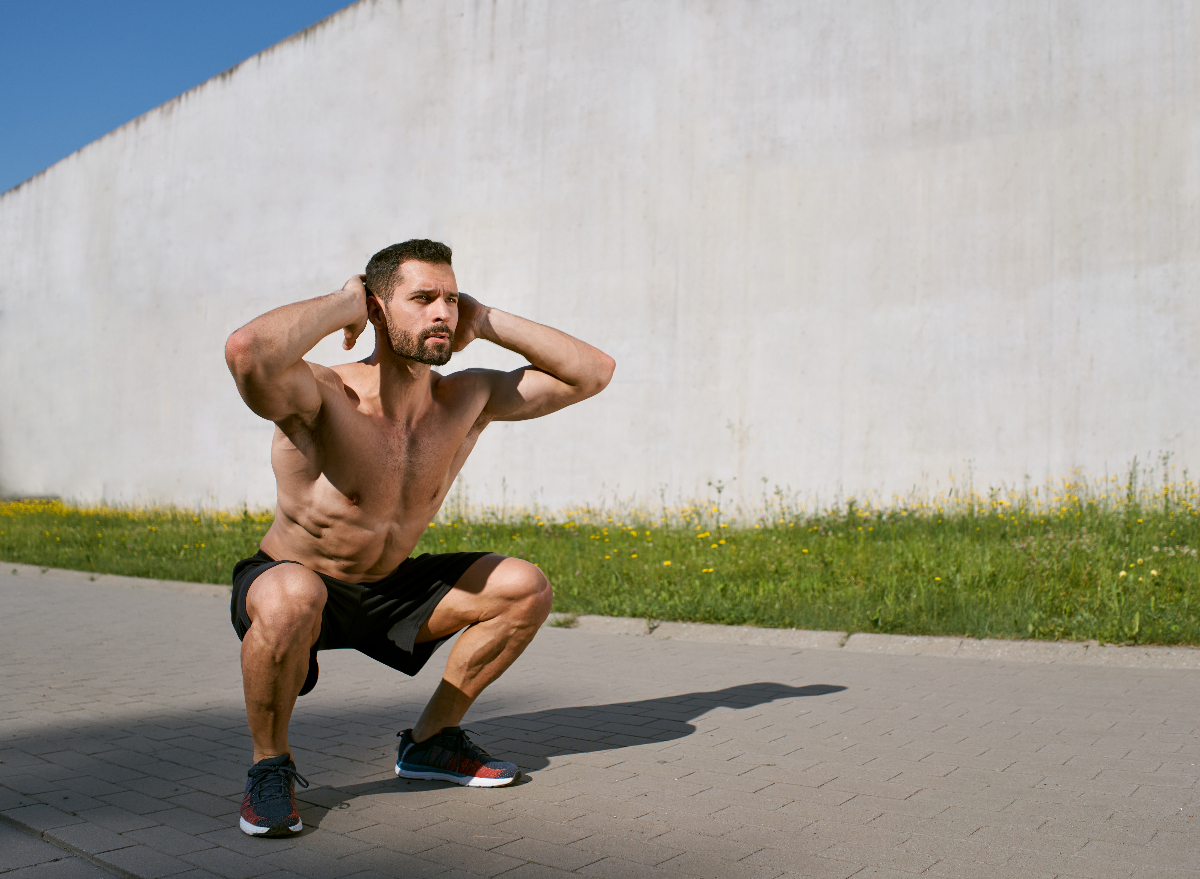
[285, 408, 478, 503]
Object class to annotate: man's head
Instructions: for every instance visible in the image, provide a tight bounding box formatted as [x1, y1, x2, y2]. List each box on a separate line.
[364, 239, 453, 304]
[364, 240, 457, 366]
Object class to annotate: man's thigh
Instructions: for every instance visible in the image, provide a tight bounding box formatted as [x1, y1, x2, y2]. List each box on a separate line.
[416, 553, 550, 643]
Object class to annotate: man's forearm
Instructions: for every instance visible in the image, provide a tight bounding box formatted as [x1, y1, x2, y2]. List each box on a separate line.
[479, 308, 614, 392]
[228, 288, 363, 377]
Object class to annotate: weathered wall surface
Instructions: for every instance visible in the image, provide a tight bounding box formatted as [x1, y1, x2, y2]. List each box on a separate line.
[2, 0, 1198, 513]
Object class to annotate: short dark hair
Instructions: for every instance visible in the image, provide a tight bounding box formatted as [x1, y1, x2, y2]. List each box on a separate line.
[364, 239, 453, 303]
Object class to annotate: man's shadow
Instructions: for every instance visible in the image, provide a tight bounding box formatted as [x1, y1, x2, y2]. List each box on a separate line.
[469, 681, 847, 770]
[301, 681, 845, 825]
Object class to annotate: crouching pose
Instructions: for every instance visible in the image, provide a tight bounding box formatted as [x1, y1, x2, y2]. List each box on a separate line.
[223, 240, 615, 836]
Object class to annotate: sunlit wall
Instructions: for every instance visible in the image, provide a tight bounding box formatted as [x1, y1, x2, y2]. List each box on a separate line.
[1, 0, 1197, 514]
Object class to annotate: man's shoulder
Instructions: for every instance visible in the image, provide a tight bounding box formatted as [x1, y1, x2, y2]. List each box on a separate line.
[326, 360, 363, 385]
[431, 366, 500, 395]
[430, 368, 503, 426]
[262, 361, 348, 436]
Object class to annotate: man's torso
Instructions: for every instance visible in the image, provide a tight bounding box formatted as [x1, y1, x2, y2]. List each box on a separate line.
[259, 361, 493, 582]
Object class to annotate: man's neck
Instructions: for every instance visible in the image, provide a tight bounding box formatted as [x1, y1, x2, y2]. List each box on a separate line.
[361, 347, 436, 422]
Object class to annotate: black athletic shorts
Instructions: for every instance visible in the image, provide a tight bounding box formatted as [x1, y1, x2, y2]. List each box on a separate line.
[231, 549, 492, 697]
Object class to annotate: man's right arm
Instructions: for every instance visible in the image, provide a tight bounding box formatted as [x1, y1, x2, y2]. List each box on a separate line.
[224, 277, 368, 425]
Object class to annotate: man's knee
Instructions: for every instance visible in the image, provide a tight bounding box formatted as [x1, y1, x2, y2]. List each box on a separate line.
[245, 565, 326, 647]
[496, 559, 553, 625]
[508, 561, 549, 624]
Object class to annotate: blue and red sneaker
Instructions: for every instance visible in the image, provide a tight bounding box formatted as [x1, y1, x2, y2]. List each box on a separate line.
[395, 727, 519, 787]
[239, 753, 309, 836]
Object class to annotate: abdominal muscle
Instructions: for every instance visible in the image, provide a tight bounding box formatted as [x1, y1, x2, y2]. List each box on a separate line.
[259, 463, 457, 583]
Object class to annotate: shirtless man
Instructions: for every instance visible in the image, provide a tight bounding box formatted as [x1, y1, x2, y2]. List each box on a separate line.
[224, 239, 615, 836]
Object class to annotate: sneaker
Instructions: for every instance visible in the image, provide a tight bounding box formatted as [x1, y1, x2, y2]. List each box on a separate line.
[239, 753, 309, 836]
[395, 727, 519, 787]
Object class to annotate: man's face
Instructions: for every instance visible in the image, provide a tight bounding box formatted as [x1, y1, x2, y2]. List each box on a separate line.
[375, 260, 458, 366]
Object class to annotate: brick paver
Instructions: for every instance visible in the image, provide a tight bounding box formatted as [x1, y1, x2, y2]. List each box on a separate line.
[3, 564, 1200, 878]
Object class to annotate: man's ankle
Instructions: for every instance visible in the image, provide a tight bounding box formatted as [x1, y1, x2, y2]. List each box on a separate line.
[252, 750, 290, 765]
[410, 725, 445, 744]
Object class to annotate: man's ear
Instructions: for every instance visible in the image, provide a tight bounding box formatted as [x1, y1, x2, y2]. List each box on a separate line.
[365, 293, 387, 328]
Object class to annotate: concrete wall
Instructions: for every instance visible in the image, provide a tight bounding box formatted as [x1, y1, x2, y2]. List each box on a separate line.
[2, 0, 1198, 514]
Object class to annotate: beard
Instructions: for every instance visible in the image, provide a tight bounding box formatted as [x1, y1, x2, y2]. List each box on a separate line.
[385, 317, 454, 366]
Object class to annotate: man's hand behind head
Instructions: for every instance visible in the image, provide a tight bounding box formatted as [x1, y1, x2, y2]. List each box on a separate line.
[452, 292, 490, 352]
[341, 275, 370, 350]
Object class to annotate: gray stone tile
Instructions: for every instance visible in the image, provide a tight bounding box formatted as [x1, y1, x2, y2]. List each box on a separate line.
[569, 832, 685, 866]
[491, 836, 605, 870]
[334, 848, 447, 878]
[577, 856, 698, 879]
[99, 790, 173, 816]
[345, 823, 443, 854]
[2, 803, 86, 831]
[411, 841, 525, 876]
[166, 791, 240, 819]
[125, 824, 217, 856]
[8, 572, 1200, 879]
[151, 806, 229, 835]
[179, 845, 277, 879]
[648, 828, 764, 861]
[747, 849, 863, 879]
[72, 805, 163, 833]
[658, 850, 786, 879]
[101, 843, 196, 877]
[411, 816, 518, 849]
[1, 859, 121, 879]
[0, 822, 78, 871]
[45, 823, 139, 855]
[3, 774, 72, 795]
[35, 790, 108, 812]
[495, 864, 582, 879]
[194, 826, 298, 857]
[0, 787, 40, 811]
[248, 848, 348, 879]
[1130, 868, 1200, 879]
[924, 858, 1057, 879]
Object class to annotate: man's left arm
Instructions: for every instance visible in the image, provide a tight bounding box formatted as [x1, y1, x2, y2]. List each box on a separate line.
[455, 294, 616, 422]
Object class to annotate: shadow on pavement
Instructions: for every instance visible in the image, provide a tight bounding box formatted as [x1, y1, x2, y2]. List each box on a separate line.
[0, 680, 844, 837]
[301, 680, 846, 823]
[475, 680, 847, 769]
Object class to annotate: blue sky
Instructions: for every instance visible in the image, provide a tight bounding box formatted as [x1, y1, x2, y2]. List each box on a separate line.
[1, 0, 354, 194]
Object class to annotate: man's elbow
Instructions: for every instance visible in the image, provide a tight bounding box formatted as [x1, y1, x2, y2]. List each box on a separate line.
[225, 328, 272, 387]
[587, 352, 616, 396]
[224, 330, 253, 378]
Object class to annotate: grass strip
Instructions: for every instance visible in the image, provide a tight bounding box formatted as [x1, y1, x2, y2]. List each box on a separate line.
[3, 489, 1199, 645]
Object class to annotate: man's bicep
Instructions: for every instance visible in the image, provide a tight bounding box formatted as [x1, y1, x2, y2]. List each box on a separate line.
[231, 357, 325, 424]
[482, 366, 586, 422]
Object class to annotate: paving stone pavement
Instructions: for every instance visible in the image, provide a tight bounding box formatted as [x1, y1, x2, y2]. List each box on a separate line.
[3, 565, 1200, 879]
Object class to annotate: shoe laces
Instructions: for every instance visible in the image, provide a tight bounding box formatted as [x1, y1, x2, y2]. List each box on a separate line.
[247, 761, 309, 801]
[436, 727, 491, 762]
[398, 727, 491, 762]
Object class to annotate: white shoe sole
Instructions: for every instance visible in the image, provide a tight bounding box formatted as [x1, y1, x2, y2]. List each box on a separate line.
[240, 816, 303, 836]
[395, 764, 518, 787]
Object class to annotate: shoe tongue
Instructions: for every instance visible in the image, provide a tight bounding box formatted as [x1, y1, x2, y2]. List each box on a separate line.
[257, 753, 293, 768]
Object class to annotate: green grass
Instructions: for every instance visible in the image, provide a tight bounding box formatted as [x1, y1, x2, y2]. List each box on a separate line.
[4, 478, 1200, 645]
[0, 500, 272, 583]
